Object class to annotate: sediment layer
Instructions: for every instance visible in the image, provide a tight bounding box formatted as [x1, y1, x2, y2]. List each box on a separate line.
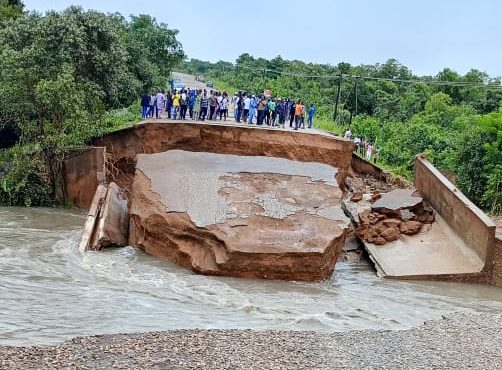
[1, 313, 500, 370]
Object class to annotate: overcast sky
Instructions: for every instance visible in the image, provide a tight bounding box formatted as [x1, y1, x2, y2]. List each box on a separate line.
[23, 0, 502, 77]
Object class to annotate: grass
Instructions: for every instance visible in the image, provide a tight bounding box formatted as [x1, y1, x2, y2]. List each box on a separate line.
[313, 117, 345, 136]
[104, 100, 142, 133]
[211, 78, 241, 95]
[312, 117, 412, 179]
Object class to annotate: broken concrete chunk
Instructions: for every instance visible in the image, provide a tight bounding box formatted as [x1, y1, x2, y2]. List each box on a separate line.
[400, 209, 416, 221]
[400, 220, 423, 236]
[382, 218, 402, 229]
[381, 227, 400, 242]
[79, 182, 129, 252]
[94, 182, 129, 249]
[370, 192, 382, 203]
[374, 236, 387, 245]
[353, 187, 435, 246]
[79, 184, 108, 252]
[350, 191, 364, 202]
[372, 188, 423, 216]
[358, 209, 372, 226]
[414, 204, 436, 223]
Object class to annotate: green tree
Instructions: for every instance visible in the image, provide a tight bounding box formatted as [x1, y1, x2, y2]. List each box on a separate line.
[128, 14, 184, 78]
[0, 0, 23, 22]
[0, 6, 184, 205]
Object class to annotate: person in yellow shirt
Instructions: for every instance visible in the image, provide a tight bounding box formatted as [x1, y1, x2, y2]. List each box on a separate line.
[172, 90, 180, 119]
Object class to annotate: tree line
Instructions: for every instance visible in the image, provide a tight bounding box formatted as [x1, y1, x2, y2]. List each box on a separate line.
[180, 55, 501, 214]
[0, 2, 184, 205]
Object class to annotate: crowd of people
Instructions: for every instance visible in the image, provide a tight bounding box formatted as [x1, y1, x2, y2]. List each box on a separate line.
[139, 88, 381, 162]
[344, 129, 379, 163]
[140, 88, 316, 130]
[139, 87, 382, 160]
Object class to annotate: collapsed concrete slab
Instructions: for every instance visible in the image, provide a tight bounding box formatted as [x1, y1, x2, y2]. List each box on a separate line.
[364, 214, 485, 278]
[79, 182, 129, 252]
[128, 150, 350, 281]
[92, 121, 356, 195]
[371, 189, 424, 216]
[72, 122, 501, 285]
[343, 170, 489, 279]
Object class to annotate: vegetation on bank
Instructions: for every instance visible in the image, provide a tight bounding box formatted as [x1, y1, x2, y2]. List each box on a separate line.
[0, 2, 183, 206]
[180, 56, 502, 214]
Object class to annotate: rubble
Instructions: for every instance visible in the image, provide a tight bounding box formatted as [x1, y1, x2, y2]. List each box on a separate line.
[353, 189, 435, 246]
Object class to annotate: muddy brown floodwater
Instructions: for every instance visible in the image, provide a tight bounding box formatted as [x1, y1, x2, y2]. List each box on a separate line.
[1, 206, 502, 346]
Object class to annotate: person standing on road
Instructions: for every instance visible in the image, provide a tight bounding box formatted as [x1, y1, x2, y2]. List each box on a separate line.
[141, 92, 150, 120]
[169, 90, 175, 119]
[172, 90, 180, 119]
[188, 88, 196, 119]
[257, 96, 267, 125]
[366, 142, 374, 161]
[264, 99, 270, 125]
[209, 92, 217, 120]
[155, 90, 165, 119]
[268, 98, 277, 126]
[248, 95, 257, 124]
[235, 93, 243, 123]
[231, 93, 238, 119]
[219, 92, 229, 121]
[179, 90, 188, 120]
[193, 90, 202, 120]
[276, 99, 286, 128]
[300, 102, 306, 129]
[199, 91, 209, 121]
[307, 104, 315, 128]
[148, 92, 156, 118]
[289, 99, 296, 128]
[215, 92, 222, 120]
[294, 99, 303, 130]
[243, 94, 250, 122]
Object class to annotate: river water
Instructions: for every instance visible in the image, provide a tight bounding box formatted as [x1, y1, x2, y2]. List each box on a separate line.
[1, 207, 502, 346]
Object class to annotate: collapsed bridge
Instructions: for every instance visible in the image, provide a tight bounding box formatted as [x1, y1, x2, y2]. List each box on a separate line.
[65, 120, 501, 284]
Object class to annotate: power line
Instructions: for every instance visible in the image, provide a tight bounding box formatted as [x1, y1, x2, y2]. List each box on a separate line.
[229, 64, 502, 90]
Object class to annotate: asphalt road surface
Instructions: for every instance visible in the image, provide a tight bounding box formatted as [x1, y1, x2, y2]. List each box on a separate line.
[171, 71, 211, 91]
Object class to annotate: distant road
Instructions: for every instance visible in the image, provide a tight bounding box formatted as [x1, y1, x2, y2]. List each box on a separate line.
[171, 71, 209, 91]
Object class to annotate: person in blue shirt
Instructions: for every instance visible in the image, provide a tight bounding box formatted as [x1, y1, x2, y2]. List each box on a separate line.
[140, 92, 150, 120]
[248, 95, 257, 124]
[188, 88, 197, 119]
[307, 104, 316, 128]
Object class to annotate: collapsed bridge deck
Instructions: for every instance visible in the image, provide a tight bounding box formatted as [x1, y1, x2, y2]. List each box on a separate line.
[68, 120, 499, 284]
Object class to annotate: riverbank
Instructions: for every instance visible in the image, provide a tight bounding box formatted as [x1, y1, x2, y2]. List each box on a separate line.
[1, 313, 501, 369]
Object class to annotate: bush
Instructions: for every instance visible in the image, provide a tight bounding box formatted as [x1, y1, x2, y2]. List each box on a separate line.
[0, 147, 54, 206]
[482, 165, 502, 214]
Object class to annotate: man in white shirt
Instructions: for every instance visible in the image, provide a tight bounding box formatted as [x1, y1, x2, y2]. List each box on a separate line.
[243, 95, 251, 122]
[155, 91, 165, 119]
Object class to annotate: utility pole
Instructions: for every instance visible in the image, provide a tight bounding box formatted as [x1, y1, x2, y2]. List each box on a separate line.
[354, 76, 359, 116]
[349, 77, 360, 127]
[333, 73, 342, 122]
